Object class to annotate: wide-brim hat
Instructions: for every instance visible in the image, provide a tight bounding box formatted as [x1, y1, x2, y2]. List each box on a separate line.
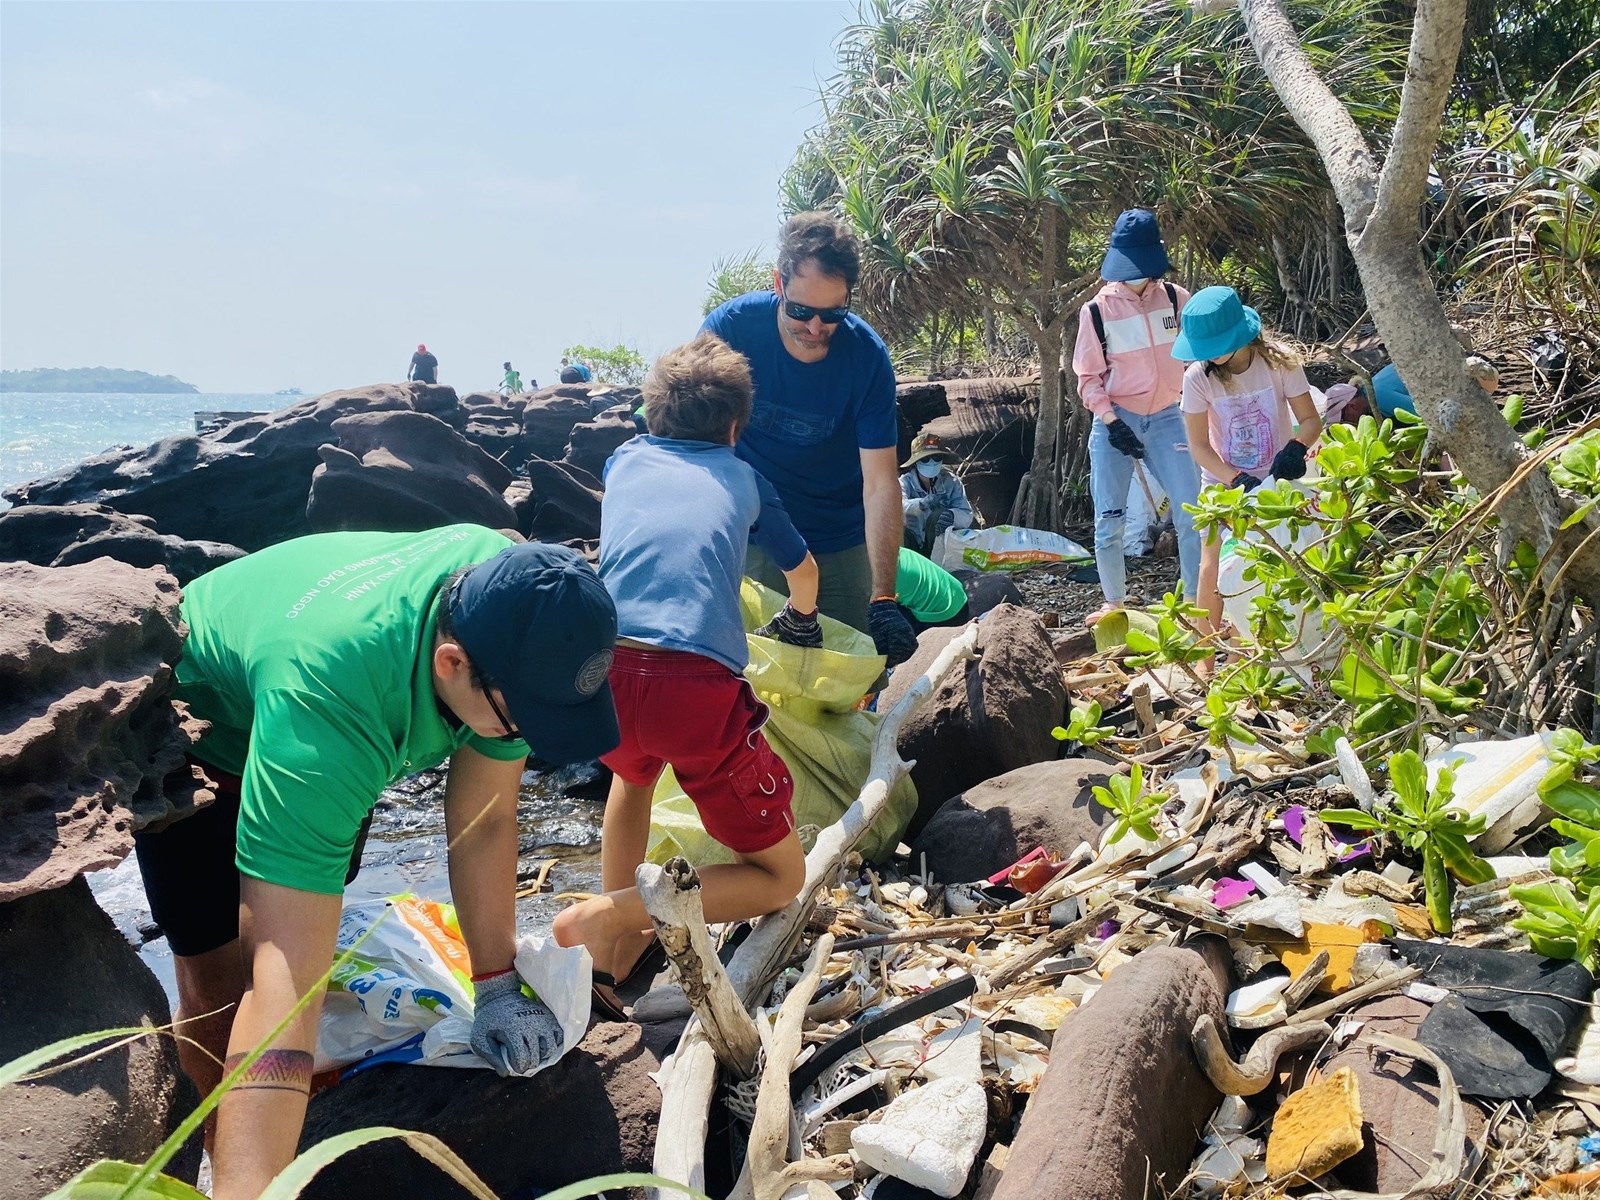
[902, 430, 954, 468]
[1101, 208, 1171, 283]
[448, 542, 620, 764]
[1172, 285, 1262, 362]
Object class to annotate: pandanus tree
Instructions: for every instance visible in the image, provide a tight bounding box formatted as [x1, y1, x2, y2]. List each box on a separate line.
[790, 0, 1406, 528]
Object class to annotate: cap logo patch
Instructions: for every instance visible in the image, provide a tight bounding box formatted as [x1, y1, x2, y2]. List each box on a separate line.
[575, 649, 613, 697]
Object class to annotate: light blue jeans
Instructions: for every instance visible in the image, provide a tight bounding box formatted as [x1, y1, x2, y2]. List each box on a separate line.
[1087, 403, 1201, 603]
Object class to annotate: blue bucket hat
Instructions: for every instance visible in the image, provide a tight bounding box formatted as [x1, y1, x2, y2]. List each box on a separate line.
[1100, 208, 1171, 282]
[447, 541, 619, 763]
[1171, 286, 1262, 362]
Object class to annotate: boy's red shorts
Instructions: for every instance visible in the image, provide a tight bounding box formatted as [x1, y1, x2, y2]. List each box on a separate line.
[600, 645, 795, 854]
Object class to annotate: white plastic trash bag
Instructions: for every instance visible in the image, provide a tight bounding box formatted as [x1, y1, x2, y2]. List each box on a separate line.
[1123, 465, 1168, 557]
[937, 525, 1091, 573]
[316, 893, 592, 1077]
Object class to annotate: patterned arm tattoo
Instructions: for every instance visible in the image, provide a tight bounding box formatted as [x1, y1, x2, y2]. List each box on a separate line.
[223, 1049, 313, 1095]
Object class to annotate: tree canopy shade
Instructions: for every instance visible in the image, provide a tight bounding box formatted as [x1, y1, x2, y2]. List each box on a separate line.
[788, 0, 1408, 527]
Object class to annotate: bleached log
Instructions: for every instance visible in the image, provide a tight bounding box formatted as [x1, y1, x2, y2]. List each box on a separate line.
[637, 856, 761, 1078]
[730, 934, 853, 1200]
[651, 623, 981, 1197]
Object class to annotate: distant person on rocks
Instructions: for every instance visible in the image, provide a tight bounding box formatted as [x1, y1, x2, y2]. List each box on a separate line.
[701, 210, 918, 668]
[1074, 209, 1200, 625]
[132, 526, 618, 1199]
[559, 356, 585, 385]
[1172, 286, 1322, 637]
[554, 333, 815, 1019]
[409, 343, 439, 384]
[577, 358, 594, 382]
[500, 361, 523, 395]
[1370, 325, 1499, 420]
[899, 430, 974, 557]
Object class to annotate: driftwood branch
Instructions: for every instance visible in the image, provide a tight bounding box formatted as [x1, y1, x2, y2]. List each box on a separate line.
[1191, 1014, 1332, 1096]
[636, 857, 760, 1078]
[651, 623, 982, 1196]
[730, 934, 854, 1200]
[986, 903, 1117, 991]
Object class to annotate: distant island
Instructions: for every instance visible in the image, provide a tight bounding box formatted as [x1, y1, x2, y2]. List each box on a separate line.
[0, 367, 199, 394]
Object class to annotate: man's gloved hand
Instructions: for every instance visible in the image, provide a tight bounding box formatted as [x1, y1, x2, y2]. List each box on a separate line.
[868, 598, 918, 667]
[1228, 471, 1263, 492]
[1106, 418, 1146, 459]
[1269, 439, 1308, 481]
[470, 969, 564, 1076]
[754, 602, 823, 649]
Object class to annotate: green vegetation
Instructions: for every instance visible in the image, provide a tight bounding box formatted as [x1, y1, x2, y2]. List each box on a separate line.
[1091, 762, 1168, 847]
[702, 250, 775, 315]
[562, 343, 648, 387]
[0, 367, 198, 393]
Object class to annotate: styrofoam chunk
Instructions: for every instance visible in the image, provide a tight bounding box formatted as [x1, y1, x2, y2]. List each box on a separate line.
[851, 1078, 989, 1197]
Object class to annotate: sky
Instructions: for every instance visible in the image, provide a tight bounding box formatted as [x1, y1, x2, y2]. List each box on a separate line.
[0, 0, 858, 394]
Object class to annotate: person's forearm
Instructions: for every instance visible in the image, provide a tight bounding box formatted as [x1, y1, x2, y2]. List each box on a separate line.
[865, 483, 902, 597]
[783, 552, 820, 615]
[212, 991, 320, 1200]
[445, 755, 523, 977]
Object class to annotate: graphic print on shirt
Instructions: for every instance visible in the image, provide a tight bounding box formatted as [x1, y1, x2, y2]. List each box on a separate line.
[1215, 387, 1277, 472]
[747, 397, 838, 446]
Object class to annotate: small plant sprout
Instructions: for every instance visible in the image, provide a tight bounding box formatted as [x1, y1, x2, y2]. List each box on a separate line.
[1091, 763, 1169, 847]
[1322, 749, 1493, 933]
[1535, 729, 1600, 892]
[1052, 700, 1116, 748]
[1510, 878, 1600, 970]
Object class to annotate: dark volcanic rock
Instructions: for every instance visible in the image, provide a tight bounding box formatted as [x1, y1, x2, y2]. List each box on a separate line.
[523, 391, 605, 461]
[912, 759, 1115, 884]
[563, 404, 640, 478]
[0, 558, 212, 902]
[993, 940, 1231, 1200]
[518, 457, 604, 544]
[881, 603, 1067, 837]
[298, 1020, 661, 1199]
[3, 384, 459, 552]
[950, 567, 1025, 618]
[458, 391, 532, 468]
[306, 410, 517, 535]
[0, 502, 244, 584]
[0, 877, 201, 1197]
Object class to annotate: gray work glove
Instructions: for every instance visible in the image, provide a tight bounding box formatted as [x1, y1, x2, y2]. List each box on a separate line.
[755, 602, 824, 648]
[470, 970, 564, 1075]
[933, 506, 957, 534]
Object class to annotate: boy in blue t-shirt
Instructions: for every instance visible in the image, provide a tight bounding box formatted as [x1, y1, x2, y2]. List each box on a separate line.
[552, 332, 819, 1017]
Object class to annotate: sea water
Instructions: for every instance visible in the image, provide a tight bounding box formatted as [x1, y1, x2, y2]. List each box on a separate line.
[0, 391, 286, 499]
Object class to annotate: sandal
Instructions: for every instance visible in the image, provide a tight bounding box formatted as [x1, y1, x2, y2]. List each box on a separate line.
[615, 933, 668, 988]
[1085, 602, 1123, 628]
[590, 973, 631, 1023]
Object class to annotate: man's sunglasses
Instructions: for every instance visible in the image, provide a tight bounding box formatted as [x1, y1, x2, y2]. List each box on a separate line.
[783, 298, 852, 325]
[482, 686, 523, 743]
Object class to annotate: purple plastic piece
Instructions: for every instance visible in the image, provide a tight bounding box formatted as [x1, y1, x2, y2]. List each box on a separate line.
[1095, 919, 1121, 940]
[1283, 804, 1372, 864]
[1211, 877, 1257, 908]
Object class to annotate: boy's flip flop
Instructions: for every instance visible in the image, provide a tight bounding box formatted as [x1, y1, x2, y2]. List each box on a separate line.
[590, 974, 631, 1023]
[615, 933, 668, 988]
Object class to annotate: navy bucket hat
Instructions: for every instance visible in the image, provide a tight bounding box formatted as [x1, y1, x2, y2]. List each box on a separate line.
[447, 541, 620, 764]
[1171, 286, 1262, 362]
[1101, 209, 1171, 282]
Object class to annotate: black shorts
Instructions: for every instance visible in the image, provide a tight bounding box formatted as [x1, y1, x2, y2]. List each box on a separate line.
[133, 760, 371, 957]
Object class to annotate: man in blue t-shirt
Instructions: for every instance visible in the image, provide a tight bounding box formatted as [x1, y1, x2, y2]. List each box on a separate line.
[701, 212, 917, 666]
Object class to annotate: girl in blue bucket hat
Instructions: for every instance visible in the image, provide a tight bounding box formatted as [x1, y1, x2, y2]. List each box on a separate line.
[1074, 208, 1201, 625]
[1173, 285, 1322, 636]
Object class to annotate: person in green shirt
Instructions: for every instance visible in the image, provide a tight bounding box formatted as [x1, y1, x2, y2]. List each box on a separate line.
[895, 546, 970, 633]
[501, 361, 523, 395]
[132, 524, 618, 1200]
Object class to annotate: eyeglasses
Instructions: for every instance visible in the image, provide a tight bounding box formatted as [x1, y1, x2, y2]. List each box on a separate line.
[482, 686, 523, 743]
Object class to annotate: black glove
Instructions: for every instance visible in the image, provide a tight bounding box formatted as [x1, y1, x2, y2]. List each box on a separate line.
[1229, 471, 1263, 492]
[1269, 439, 1308, 481]
[754, 602, 823, 649]
[1105, 418, 1145, 459]
[868, 599, 918, 667]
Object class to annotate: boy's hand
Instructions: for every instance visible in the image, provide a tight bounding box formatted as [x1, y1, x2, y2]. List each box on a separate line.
[868, 599, 918, 667]
[755, 602, 823, 649]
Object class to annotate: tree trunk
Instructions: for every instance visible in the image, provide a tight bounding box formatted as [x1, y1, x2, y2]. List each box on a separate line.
[1016, 319, 1065, 530]
[1238, 0, 1600, 604]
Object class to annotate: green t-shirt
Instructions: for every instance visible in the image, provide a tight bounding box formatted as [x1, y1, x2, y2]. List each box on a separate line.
[896, 547, 968, 623]
[175, 524, 530, 895]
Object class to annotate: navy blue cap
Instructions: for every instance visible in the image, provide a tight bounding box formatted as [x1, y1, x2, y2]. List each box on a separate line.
[447, 541, 619, 764]
[1101, 208, 1171, 282]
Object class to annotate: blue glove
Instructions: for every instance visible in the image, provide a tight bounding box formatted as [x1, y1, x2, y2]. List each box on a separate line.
[755, 602, 823, 649]
[868, 599, 918, 667]
[470, 970, 563, 1075]
[933, 506, 957, 534]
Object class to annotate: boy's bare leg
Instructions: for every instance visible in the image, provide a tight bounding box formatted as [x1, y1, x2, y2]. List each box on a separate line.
[555, 772, 657, 979]
[172, 940, 249, 1152]
[555, 829, 806, 981]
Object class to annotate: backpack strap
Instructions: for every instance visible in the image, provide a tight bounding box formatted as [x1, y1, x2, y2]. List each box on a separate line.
[1164, 281, 1179, 326]
[1088, 301, 1108, 358]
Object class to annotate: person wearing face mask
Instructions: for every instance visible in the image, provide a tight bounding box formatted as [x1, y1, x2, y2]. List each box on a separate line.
[899, 431, 974, 557]
[1073, 209, 1201, 625]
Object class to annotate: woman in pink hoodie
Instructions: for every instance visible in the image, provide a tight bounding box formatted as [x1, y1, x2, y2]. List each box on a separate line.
[1072, 209, 1201, 624]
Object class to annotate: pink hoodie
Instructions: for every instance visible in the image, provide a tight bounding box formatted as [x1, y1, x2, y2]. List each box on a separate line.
[1072, 280, 1191, 419]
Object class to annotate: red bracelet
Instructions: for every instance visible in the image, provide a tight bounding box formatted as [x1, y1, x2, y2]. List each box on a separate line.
[471, 966, 515, 983]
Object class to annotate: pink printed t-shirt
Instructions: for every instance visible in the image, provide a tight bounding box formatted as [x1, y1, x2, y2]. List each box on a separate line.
[1179, 355, 1310, 484]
